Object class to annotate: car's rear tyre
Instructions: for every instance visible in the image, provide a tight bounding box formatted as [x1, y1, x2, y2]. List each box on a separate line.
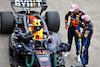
[0, 12, 14, 34]
[45, 11, 60, 33]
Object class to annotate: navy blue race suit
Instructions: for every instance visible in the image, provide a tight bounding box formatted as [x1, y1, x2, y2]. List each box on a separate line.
[65, 10, 85, 55]
[80, 22, 94, 67]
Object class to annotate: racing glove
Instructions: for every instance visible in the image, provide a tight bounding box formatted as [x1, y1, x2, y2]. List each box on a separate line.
[65, 23, 68, 29]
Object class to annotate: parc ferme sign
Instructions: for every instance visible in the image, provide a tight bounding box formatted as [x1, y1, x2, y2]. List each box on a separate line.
[15, 0, 42, 7]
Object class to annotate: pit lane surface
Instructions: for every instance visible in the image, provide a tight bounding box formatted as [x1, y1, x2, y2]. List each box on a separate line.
[0, 0, 100, 67]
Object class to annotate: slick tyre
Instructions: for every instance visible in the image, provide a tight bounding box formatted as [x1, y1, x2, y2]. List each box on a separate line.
[45, 11, 60, 33]
[0, 12, 14, 34]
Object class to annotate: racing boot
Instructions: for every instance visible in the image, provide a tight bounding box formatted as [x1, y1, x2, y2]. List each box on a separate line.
[85, 64, 88, 67]
[80, 64, 88, 67]
[64, 51, 71, 57]
[77, 55, 81, 62]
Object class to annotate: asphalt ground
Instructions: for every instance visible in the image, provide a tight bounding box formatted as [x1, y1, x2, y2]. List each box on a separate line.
[0, 0, 100, 67]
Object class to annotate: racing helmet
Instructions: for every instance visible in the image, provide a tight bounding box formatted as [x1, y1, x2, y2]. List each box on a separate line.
[29, 15, 37, 24]
[29, 15, 42, 31]
[33, 19, 42, 31]
[28, 15, 44, 39]
[32, 19, 44, 39]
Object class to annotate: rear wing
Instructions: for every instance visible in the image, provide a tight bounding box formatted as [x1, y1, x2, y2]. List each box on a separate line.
[11, 0, 47, 8]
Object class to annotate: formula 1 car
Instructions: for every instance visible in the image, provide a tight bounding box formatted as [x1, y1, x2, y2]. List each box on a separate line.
[0, 0, 69, 67]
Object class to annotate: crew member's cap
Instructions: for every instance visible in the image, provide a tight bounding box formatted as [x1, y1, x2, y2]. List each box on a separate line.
[82, 15, 91, 22]
[69, 4, 78, 12]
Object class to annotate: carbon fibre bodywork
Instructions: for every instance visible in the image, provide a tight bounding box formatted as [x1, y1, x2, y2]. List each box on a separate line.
[9, 11, 67, 67]
[9, 0, 67, 67]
